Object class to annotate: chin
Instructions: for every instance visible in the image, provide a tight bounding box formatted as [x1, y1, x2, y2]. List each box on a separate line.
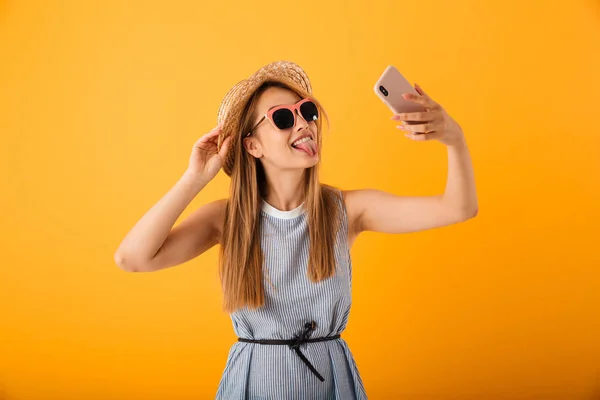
[303, 154, 319, 167]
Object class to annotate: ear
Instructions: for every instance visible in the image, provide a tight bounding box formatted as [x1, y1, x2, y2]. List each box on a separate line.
[243, 136, 263, 158]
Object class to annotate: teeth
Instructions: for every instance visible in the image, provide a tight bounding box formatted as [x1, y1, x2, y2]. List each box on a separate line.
[292, 137, 312, 147]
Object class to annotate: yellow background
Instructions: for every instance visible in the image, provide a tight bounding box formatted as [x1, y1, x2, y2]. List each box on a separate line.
[1, 0, 599, 399]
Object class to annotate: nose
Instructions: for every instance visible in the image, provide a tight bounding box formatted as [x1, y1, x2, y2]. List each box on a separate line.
[294, 109, 309, 131]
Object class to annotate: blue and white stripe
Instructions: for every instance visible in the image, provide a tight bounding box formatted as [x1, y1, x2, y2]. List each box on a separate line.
[216, 188, 368, 399]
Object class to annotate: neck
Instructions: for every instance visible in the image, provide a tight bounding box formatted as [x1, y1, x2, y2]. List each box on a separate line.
[262, 168, 306, 211]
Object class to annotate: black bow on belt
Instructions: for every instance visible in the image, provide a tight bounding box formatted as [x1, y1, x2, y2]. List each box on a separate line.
[288, 321, 325, 381]
[237, 320, 341, 382]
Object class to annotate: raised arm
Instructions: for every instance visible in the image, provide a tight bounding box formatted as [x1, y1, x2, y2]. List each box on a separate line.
[344, 84, 478, 238]
[114, 125, 231, 272]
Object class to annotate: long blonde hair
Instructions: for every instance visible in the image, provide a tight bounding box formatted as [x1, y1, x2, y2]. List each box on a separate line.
[218, 80, 343, 314]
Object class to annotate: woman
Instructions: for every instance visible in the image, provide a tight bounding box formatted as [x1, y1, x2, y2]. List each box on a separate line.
[114, 60, 478, 399]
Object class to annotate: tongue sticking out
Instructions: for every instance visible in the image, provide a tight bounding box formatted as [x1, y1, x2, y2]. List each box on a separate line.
[294, 139, 318, 156]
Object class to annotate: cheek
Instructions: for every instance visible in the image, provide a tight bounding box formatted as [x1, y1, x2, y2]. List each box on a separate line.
[262, 139, 292, 155]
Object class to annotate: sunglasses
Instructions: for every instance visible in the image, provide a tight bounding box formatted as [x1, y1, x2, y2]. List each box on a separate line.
[246, 98, 319, 137]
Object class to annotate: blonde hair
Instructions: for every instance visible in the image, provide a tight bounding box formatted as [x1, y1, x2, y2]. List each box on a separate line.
[218, 80, 343, 314]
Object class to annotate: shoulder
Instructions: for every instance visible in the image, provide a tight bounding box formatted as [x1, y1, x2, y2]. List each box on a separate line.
[340, 189, 365, 234]
[321, 184, 367, 235]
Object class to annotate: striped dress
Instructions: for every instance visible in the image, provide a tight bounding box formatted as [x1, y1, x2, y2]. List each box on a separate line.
[215, 188, 368, 399]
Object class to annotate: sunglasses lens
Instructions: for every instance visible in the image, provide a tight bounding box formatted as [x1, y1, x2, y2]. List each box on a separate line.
[300, 101, 319, 122]
[272, 108, 295, 130]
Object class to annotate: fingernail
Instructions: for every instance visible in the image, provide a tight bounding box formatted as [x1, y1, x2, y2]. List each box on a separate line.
[390, 115, 399, 120]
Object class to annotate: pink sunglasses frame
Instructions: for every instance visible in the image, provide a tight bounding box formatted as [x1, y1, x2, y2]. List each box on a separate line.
[245, 97, 317, 138]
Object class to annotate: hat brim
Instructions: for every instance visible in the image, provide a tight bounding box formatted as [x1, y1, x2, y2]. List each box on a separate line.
[216, 61, 313, 177]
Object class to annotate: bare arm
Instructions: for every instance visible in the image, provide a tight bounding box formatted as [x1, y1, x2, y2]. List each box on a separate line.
[114, 173, 217, 272]
[143, 197, 227, 272]
[344, 84, 478, 238]
[344, 189, 471, 235]
[114, 125, 232, 272]
[344, 139, 478, 236]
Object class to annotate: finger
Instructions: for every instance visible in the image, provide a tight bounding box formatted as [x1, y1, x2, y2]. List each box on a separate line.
[402, 92, 439, 110]
[206, 126, 222, 137]
[196, 128, 222, 144]
[218, 136, 232, 160]
[391, 110, 441, 122]
[397, 121, 442, 134]
[404, 131, 437, 141]
[414, 83, 427, 96]
[199, 125, 222, 140]
[414, 85, 425, 96]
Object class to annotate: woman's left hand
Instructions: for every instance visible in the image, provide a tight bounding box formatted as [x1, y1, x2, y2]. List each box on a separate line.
[391, 83, 464, 146]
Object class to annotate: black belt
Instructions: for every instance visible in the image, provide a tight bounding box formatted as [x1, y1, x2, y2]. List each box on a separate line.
[238, 320, 340, 382]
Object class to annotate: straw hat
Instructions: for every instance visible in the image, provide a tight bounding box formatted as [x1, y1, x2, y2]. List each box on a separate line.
[216, 60, 313, 177]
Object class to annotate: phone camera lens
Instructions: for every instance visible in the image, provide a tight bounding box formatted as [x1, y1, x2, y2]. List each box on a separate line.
[379, 85, 388, 96]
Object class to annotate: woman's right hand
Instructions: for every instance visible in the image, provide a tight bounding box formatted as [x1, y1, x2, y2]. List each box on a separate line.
[184, 125, 232, 183]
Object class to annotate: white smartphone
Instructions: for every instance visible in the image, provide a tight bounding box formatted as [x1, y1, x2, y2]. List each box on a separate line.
[374, 65, 426, 124]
